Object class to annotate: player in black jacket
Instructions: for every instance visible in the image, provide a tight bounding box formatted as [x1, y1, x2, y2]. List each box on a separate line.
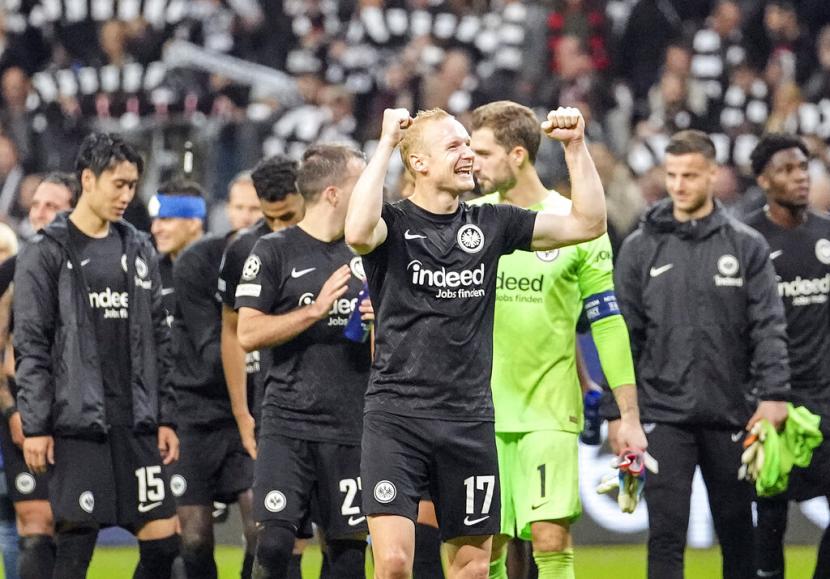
[614, 130, 790, 579]
[745, 133, 830, 579]
[0, 173, 76, 579]
[150, 180, 259, 578]
[14, 133, 180, 579]
[237, 144, 372, 578]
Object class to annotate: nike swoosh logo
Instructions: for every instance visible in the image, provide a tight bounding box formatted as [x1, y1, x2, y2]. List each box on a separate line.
[649, 264, 674, 277]
[81, 258, 91, 266]
[291, 267, 316, 278]
[757, 570, 782, 578]
[137, 501, 163, 513]
[731, 431, 743, 443]
[463, 515, 490, 526]
[770, 250, 783, 260]
[161, 287, 175, 296]
[404, 230, 427, 240]
[348, 515, 366, 526]
[531, 501, 549, 510]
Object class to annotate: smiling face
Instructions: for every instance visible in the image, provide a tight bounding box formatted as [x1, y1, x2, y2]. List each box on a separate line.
[759, 146, 811, 209]
[665, 152, 717, 219]
[408, 116, 475, 196]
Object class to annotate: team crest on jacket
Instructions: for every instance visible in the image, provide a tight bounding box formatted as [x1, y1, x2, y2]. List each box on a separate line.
[242, 255, 261, 281]
[717, 254, 739, 276]
[457, 224, 484, 254]
[816, 239, 830, 265]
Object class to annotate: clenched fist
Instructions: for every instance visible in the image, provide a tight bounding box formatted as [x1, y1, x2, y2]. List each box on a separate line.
[380, 108, 414, 147]
[541, 107, 586, 146]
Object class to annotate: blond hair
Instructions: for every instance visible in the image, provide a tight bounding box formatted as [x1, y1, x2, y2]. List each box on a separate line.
[0, 222, 19, 260]
[399, 108, 453, 176]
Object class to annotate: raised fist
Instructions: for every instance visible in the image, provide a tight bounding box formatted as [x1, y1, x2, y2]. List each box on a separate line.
[541, 107, 586, 146]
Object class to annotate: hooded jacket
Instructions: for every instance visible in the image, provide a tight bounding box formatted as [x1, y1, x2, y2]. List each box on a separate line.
[615, 199, 790, 427]
[13, 213, 176, 437]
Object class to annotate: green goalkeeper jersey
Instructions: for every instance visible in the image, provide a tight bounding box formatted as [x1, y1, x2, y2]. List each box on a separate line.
[470, 191, 617, 433]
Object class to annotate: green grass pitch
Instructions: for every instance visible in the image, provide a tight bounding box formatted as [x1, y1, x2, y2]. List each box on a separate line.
[0, 544, 817, 578]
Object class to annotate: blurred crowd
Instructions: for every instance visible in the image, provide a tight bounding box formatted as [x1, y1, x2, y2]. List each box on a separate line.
[2, 0, 830, 252]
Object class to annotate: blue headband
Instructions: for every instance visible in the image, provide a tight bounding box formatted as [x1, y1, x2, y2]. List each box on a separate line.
[149, 193, 207, 219]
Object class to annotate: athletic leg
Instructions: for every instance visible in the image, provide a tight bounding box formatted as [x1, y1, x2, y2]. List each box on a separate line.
[368, 515, 415, 579]
[755, 497, 787, 579]
[134, 517, 180, 579]
[698, 428, 754, 579]
[52, 523, 99, 579]
[15, 500, 55, 579]
[644, 423, 697, 579]
[237, 489, 258, 579]
[178, 505, 217, 579]
[415, 500, 445, 579]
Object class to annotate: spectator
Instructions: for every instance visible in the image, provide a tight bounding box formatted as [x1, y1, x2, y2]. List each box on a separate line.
[690, 0, 746, 103]
[0, 136, 23, 221]
[804, 25, 830, 102]
[0, 67, 38, 171]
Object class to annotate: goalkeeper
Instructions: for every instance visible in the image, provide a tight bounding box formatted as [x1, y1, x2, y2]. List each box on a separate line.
[468, 100, 647, 579]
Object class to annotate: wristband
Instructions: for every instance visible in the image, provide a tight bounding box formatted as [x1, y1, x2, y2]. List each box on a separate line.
[3, 404, 17, 421]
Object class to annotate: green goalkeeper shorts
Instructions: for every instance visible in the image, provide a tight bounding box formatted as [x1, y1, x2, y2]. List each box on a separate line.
[495, 430, 581, 540]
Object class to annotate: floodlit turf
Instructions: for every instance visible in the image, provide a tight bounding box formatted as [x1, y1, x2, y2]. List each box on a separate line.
[0, 544, 817, 578]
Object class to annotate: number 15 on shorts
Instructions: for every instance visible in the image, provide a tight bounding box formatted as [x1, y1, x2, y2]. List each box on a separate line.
[463, 475, 495, 526]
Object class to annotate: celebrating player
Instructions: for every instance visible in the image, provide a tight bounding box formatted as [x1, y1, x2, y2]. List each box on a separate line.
[236, 144, 371, 578]
[613, 129, 790, 579]
[0, 173, 77, 579]
[468, 100, 647, 579]
[14, 133, 180, 579]
[744, 133, 830, 579]
[345, 106, 606, 578]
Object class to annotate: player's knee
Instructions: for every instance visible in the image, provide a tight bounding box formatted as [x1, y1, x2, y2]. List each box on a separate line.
[374, 547, 412, 579]
[180, 530, 213, 561]
[256, 521, 296, 573]
[16, 501, 54, 535]
[531, 521, 570, 553]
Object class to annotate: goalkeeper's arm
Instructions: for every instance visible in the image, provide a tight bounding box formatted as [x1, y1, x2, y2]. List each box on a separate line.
[590, 313, 647, 451]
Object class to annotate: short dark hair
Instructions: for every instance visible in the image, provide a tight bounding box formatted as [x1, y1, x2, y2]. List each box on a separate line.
[749, 133, 809, 176]
[296, 144, 365, 202]
[251, 155, 298, 202]
[75, 132, 144, 182]
[157, 177, 205, 198]
[471, 101, 542, 163]
[665, 130, 717, 160]
[41, 171, 80, 207]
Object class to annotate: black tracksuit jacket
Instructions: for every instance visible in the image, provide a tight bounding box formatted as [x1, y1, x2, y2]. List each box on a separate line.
[13, 213, 176, 437]
[614, 200, 790, 428]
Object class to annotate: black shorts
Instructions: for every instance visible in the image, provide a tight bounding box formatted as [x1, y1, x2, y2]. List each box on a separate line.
[361, 411, 500, 541]
[0, 416, 49, 502]
[50, 426, 176, 531]
[171, 423, 254, 506]
[253, 433, 367, 539]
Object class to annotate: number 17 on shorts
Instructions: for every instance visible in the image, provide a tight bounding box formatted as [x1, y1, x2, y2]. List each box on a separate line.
[463, 475, 495, 526]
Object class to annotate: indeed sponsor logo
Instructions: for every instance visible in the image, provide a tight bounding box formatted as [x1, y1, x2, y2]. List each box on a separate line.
[495, 272, 543, 292]
[778, 273, 830, 305]
[407, 260, 486, 299]
[297, 293, 357, 326]
[88, 288, 129, 319]
[714, 275, 743, 287]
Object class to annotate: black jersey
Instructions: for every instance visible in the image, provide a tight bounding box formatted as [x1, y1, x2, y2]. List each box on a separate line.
[745, 210, 830, 403]
[234, 226, 370, 444]
[169, 234, 235, 426]
[362, 199, 536, 421]
[218, 220, 272, 308]
[67, 222, 133, 426]
[218, 219, 272, 411]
